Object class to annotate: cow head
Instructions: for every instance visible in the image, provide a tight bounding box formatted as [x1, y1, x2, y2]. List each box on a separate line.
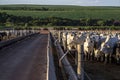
[67, 32, 76, 50]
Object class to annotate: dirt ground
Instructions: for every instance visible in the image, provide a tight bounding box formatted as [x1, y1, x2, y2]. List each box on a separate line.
[67, 53, 120, 80]
[84, 61, 120, 80]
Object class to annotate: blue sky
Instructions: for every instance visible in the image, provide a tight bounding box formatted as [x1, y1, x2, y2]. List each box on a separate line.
[0, 0, 120, 6]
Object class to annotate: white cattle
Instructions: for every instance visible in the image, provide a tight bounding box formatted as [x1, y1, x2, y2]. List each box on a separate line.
[84, 34, 94, 60]
[67, 32, 87, 50]
[55, 31, 120, 64]
[100, 35, 119, 63]
[74, 32, 86, 45]
[93, 34, 106, 60]
[66, 32, 76, 51]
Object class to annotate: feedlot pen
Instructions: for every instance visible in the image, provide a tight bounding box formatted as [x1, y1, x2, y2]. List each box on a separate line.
[51, 30, 120, 80]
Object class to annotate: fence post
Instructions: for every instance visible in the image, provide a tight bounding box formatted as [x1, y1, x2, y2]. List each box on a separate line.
[77, 44, 84, 80]
[65, 33, 67, 51]
[58, 31, 61, 43]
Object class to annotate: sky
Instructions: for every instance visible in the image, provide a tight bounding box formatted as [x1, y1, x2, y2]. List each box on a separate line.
[0, 0, 120, 6]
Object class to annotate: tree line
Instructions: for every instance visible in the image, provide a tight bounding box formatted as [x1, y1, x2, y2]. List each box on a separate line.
[0, 12, 120, 28]
[0, 7, 64, 11]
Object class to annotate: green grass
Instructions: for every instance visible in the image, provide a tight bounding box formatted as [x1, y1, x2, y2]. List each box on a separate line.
[0, 5, 120, 20]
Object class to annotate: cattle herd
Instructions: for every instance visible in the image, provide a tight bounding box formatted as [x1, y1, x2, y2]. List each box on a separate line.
[0, 30, 37, 42]
[52, 30, 120, 64]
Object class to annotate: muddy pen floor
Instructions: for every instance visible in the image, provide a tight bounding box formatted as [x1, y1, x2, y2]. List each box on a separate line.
[67, 54, 120, 80]
[84, 61, 120, 80]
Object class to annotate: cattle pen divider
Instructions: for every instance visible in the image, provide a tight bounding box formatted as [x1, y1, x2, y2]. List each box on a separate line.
[52, 30, 93, 80]
[52, 32, 78, 80]
[46, 33, 57, 80]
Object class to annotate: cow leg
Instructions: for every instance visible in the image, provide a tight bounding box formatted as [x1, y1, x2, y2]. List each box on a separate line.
[116, 58, 119, 64]
[96, 53, 100, 61]
[87, 53, 89, 60]
[95, 52, 100, 61]
[101, 54, 105, 62]
[97, 56, 100, 61]
[84, 52, 87, 61]
[90, 53, 93, 61]
[104, 54, 108, 64]
[109, 54, 112, 63]
[90, 51, 94, 61]
[116, 55, 120, 64]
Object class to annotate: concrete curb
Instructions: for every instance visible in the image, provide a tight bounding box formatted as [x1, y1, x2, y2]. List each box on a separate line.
[46, 33, 57, 80]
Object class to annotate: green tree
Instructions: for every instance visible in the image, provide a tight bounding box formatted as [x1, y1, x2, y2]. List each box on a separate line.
[97, 20, 105, 26]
